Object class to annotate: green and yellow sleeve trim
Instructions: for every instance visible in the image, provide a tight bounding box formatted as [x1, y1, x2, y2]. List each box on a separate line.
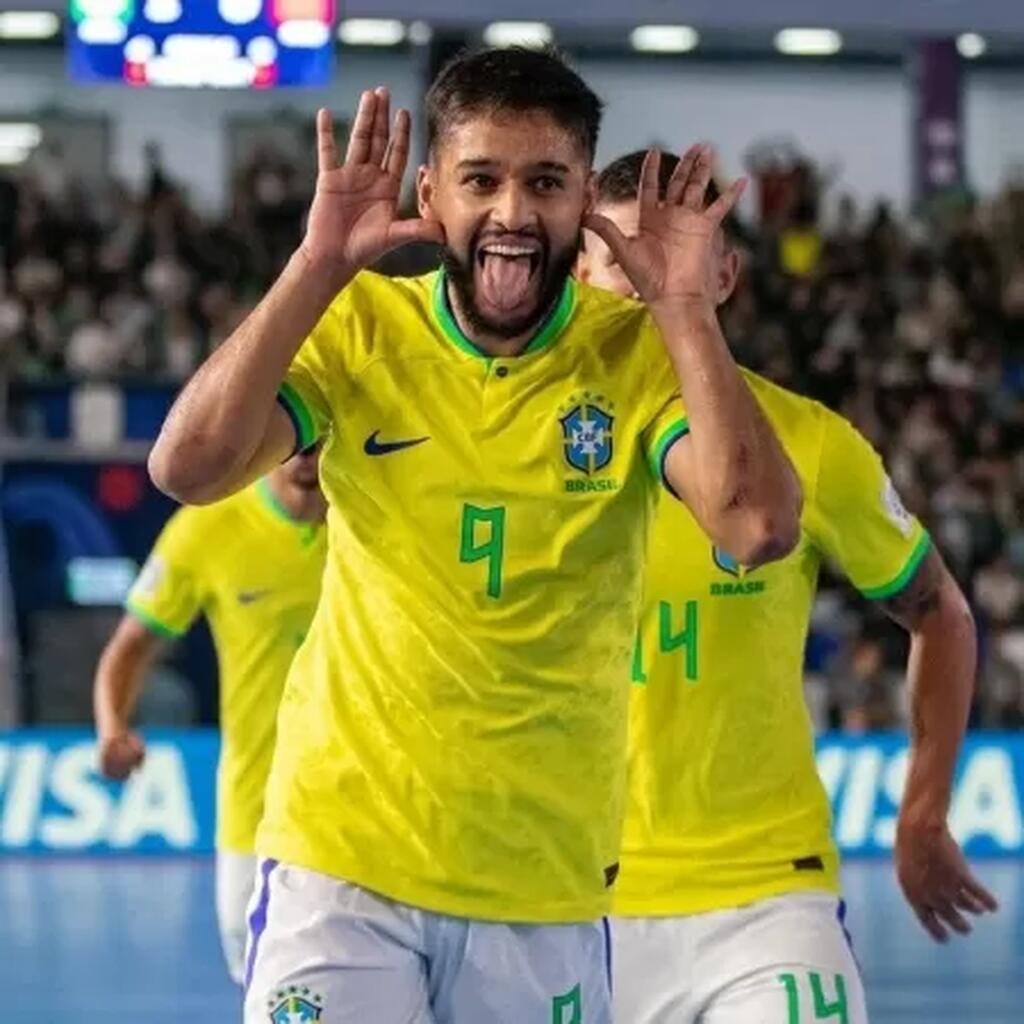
[860, 530, 933, 601]
[647, 417, 690, 494]
[276, 381, 318, 454]
[125, 600, 185, 640]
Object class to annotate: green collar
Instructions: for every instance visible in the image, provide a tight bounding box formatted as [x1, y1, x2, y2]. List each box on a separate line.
[430, 268, 577, 361]
[256, 477, 320, 545]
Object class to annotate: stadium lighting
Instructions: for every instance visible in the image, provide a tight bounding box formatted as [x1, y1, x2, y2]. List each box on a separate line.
[0, 11, 61, 40]
[408, 20, 433, 46]
[0, 146, 32, 166]
[630, 25, 699, 54]
[957, 33, 987, 59]
[0, 123, 41, 169]
[774, 28, 842, 57]
[0, 123, 42, 149]
[482, 22, 553, 49]
[338, 19, 406, 47]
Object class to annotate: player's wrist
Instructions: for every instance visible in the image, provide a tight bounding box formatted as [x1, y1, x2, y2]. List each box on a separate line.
[292, 244, 356, 294]
[897, 786, 951, 832]
[648, 295, 719, 335]
[96, 712, 129, 740]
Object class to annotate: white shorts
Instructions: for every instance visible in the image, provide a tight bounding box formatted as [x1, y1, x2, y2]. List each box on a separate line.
[612, 892, 868, 1024]
[243, 860, 612, 1024]
[216, 849, 258, 985]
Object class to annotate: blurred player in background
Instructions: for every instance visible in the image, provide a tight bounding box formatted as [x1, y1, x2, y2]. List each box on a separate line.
[146, 47, 801, 1024]
[577, 150, 998, 1023]
[92, 446, 326, 984]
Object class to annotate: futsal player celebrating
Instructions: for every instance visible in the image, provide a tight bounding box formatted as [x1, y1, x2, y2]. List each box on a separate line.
[93, 447, 326, 984]
[577, 150, 998, 1024]
[149, 48, 801, 1023]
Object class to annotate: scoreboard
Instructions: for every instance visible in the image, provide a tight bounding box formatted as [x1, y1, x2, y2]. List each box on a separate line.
[67, 0, 336, 88]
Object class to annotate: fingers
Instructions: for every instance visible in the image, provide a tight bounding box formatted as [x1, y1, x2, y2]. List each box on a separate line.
[342, 87, 400, 171]
[637, 147, 662, 216]
[345, 90, 377, 164]
[100, 740, 142, 781]
[959, 871, 999, 913]
[383, 109, 412, 180]
[664, 144, 700, 205]
[945, 867, 998, 917]
[906, 870, 998, 945]
[99, 753, 125, 781]
[706, 176, 748, 222]
[900, 833, 999, 944]
[954, 886, 990, 916]
[316, 108, 340, 173]
[934, 898, 973, 936]
[914, 904, 949, 943]
[682, 145, 713, 211]
[663, 142, 746, 222]
[584, 211, 631, 266]
[384, 217, 446, 253]
[368, 86, 391, 167]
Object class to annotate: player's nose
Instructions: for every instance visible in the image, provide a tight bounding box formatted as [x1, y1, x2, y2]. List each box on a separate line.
[489, 182, 536, 233]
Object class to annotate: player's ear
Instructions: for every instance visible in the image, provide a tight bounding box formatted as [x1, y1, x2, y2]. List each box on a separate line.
[416, 164, 437, 221]
[715, 241, 741, 306]
[582, 170, 597, 217]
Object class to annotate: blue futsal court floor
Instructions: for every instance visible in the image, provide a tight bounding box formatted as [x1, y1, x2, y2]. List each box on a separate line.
[2, 858, 1021, 1022]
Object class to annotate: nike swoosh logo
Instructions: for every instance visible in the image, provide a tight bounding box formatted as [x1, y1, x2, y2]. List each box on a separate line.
[237, 590, 272, 605]
[363, 431, 430, 456]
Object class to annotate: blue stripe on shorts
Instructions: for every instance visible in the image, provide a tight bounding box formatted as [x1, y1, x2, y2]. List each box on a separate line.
[602, 916, 613, 994]
[244, 858, 278, 992]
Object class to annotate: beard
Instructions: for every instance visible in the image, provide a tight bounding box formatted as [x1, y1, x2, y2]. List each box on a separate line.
[441, 227, 580, 340]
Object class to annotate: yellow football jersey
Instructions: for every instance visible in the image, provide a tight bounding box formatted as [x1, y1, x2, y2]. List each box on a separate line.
[126, 479, 326, 853]
[262, 269, 686, 922]
[616, 371, 930, 915]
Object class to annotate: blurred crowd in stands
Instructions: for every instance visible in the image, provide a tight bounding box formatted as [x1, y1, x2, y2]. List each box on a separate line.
[0, 141, 298, 382]
[0, 137, 1022, 732]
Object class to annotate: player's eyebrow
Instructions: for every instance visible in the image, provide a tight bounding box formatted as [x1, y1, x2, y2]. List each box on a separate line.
[454, 159, 571, 175]
[529, 161, 571, 175]
[455, 158, 500, 172]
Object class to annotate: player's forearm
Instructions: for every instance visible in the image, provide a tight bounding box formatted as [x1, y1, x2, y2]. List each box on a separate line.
[149, 250, 349, 503]
[900, 583, 976, 826]
[93, 628, 158, 737]
[653, 299, 801, 565]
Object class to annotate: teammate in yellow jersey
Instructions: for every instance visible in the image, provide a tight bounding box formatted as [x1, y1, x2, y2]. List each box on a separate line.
[577, 150, 999, 1024]
[92, 447, 326, 984]
[147, 48, 803, 1024]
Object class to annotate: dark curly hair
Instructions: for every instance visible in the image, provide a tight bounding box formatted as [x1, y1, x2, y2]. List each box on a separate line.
[426, 46, 604, 161]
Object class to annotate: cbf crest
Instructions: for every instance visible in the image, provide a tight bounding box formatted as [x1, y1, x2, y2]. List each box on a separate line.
[712, 546, 741, 577]
[560, 393, 615, 475]
[267, 987, 323, 1023]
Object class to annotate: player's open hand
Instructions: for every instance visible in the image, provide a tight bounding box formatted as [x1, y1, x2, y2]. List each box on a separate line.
[98, 729, 146, 781]
[300, 89, 444, 274]
[895, 818, 998, 942]
[584, 144, 743, 313]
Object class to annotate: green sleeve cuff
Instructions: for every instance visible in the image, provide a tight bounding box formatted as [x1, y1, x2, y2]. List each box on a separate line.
[860, 530, 933, 600]
[646, 417, 690, 494]
[125, 600, 186, 640]
[277, 381, 319, 454]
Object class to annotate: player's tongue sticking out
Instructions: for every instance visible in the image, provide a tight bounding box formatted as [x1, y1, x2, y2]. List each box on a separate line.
[477, 242, 541, 313]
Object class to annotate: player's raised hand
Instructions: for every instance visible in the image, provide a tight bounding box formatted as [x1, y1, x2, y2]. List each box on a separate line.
[584, 144, 744, 311]
[895, 819, 998, 942]
[98, 729, 146, 781]
[300, 89, 444, 273]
